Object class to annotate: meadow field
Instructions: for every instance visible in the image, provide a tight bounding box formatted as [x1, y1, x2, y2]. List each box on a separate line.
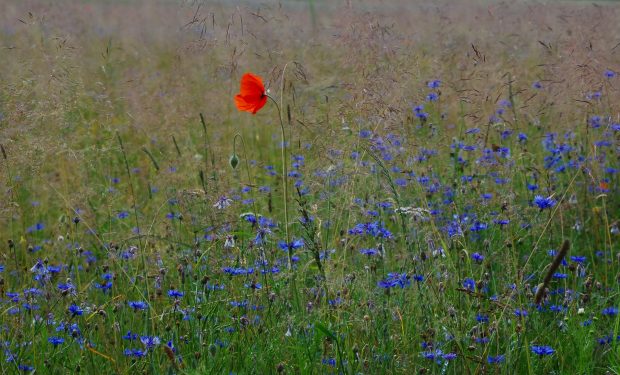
[0, 0, 619, 373]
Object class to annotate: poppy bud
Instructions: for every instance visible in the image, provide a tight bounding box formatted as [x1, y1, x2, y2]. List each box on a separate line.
[229, 153, 239, 169]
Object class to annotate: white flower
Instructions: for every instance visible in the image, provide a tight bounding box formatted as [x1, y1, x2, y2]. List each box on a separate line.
[213, 196, 233, 210]
[396, 206, 431, 220]
[224, 235, 235, 249]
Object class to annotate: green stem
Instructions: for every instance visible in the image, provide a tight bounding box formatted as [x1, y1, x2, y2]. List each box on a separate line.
[233, 133, 259, 224]
[116, 131, 153, 334]
[267, 95, 291, 269]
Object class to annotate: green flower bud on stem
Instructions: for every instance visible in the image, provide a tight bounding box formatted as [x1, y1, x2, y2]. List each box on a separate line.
[229, 153, 239, 169]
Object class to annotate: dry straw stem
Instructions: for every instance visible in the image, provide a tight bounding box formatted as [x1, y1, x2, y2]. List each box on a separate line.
[534, 239, 570, 305]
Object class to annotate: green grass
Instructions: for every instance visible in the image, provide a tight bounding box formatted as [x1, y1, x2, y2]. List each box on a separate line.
[0, 0, 619, 374]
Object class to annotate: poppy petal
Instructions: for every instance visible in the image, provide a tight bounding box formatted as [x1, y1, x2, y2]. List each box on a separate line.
[251, 95, 267, 114]
[239, 73, 265, 96]
[235, 72, 267, 114]
[235, 95, 255, 112]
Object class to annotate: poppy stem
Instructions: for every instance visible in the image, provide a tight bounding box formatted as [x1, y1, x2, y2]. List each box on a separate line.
[267, 94, 292, 270]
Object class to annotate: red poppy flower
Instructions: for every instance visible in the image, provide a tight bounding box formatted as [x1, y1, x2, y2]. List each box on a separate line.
[234, 72, 267, 114]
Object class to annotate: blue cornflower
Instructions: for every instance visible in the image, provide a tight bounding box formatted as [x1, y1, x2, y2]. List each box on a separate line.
[26, 222, 45, 233]
[167, 289, 184, 299]
[605, 69, 616, 78]
[493, 219, 510, 226]
[378, 273, 410, 289]
[487, 354, 505, 364]
[245, 282, 262, 290]
[165, 212, 177, 220]
[533, 195, 556, 210]
[117, 211, 129, 219]
[360, 248, 380, 256]
[426, 92, 439, 102]
[602, 307, 618, 317]
[422, 349, 442, 361]
[328, 297, 342, 306]
[222, 267, 254, 276]
[427, 79, 441, 89]
[68, 304, 83, 316]
[140, 336, 160, 349]
[6, 292, 20, 302]
[470, 222, 488, 232]
[416, 111, 429, 121]
[359, 129, 372, 138]
[124, 348, 147, 358]
[463, 278, 476, 292]
[597, 335, 615, 346]
[570, 256, 586, 263]
[58, 282, 75, 294]
[514, 308, 528, 318]
[589, 115, 602, 128]
[532, 81, 542, 89]
[581, 319, 593, 327]
[95, 281, 113, 292]
[278, 239, 304, 252]
[48, 337, 65, 346]
[348, 221, 392, 238]
[549, 305, 565, 313]
[123, 331, 139, 340]
[443, 353, 457, 361]
[471, 253, 485, 263]
[128, 301, 148, 311]
[230, 300, 248, 308]
[531, 345, 554, 356]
